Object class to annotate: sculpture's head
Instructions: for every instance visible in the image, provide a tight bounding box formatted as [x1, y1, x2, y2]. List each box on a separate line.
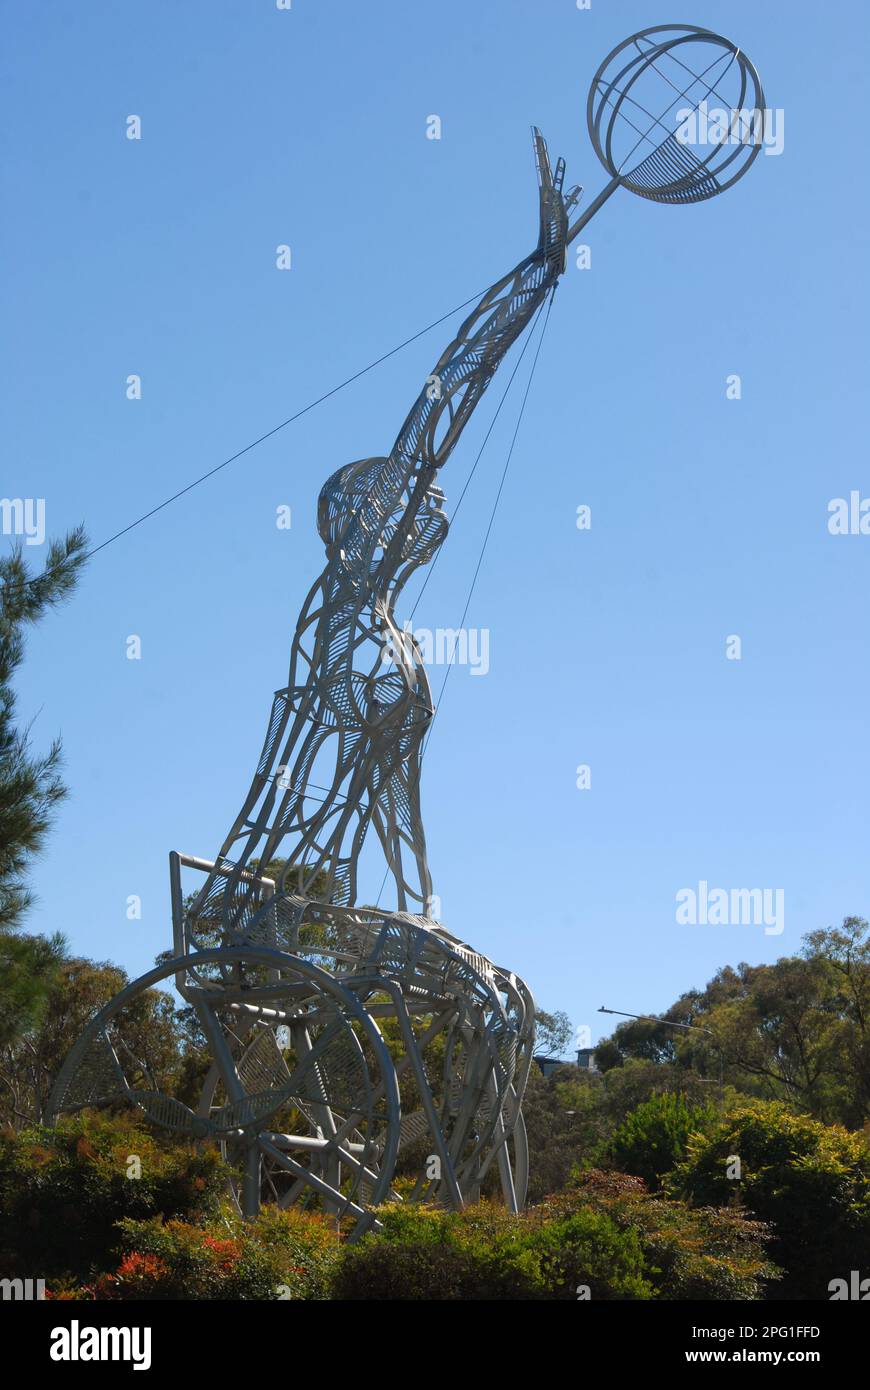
[317, 456, 387, 551]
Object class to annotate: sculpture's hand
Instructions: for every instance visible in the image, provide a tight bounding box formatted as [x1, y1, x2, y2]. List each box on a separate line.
[532, 126, 583, 274]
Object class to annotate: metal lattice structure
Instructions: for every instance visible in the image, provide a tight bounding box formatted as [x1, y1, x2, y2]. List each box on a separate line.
[49, 25, 765, 1234]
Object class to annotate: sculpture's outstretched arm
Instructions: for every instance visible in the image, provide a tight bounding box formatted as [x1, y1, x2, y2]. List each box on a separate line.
[363, 130, 579, 599]
[391, 130, 578, 480]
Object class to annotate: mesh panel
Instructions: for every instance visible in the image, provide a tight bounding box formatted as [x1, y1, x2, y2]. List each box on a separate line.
[628, 134, 721, 204]
[312, 1029, 368, 1111]
[61, 1032, 125, 1109]
[129, 1091, 204, 1135]
[398, 1110, 430, 1151]
[238, 1027, 292, 1094]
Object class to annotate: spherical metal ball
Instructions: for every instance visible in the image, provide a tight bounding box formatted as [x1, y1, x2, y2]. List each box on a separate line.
[587, 25, 766, 205]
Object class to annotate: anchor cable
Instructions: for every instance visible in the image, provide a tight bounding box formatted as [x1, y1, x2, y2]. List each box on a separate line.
[3, 284, 490, 594]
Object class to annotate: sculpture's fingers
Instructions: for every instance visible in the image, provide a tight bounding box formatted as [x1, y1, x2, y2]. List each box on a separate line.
[532, 126, 553, 191]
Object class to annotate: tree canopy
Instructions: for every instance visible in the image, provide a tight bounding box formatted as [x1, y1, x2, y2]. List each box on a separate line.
[0, 528, 88, 1047]
[596, 917, 870, 1129]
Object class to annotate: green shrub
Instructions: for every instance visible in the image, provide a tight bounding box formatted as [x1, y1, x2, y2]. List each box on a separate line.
[0, 1109, 225, 1279]
[671, 1100, 870, 1299]
[605, 1092, 716, 1190]
[528, 1208, 653, 1299]
[52, 1205, 340, 1301]
[332, 1204, 538, 1300]
[332, 1200, 653, 1300]
[542, 1169, 778, 1300]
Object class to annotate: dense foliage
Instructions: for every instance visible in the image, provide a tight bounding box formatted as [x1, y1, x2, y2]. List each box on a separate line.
[671, 1101, 870, 1299]
[0, 529, 87, 1048]
[334, 1200, 654, 1301]
[335, 1178, 775, 1301]
[50, 1207, 341, 1301]
[521, 1055, 738, 1202]
[597, 918, 870, 1130]
[0, 1108, 782, 1301]
[0, 1110, 225, 1279]
[606, 1091, 717, 1190]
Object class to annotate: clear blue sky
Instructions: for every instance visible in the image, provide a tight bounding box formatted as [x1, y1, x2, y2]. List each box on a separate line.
[3, 0, 868, 1054]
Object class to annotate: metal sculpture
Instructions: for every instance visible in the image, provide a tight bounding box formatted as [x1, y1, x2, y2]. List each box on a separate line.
[49, 25, 766, 1233]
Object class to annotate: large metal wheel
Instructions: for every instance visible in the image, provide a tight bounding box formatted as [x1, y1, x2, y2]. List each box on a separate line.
[46, 948, 401, 1238]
